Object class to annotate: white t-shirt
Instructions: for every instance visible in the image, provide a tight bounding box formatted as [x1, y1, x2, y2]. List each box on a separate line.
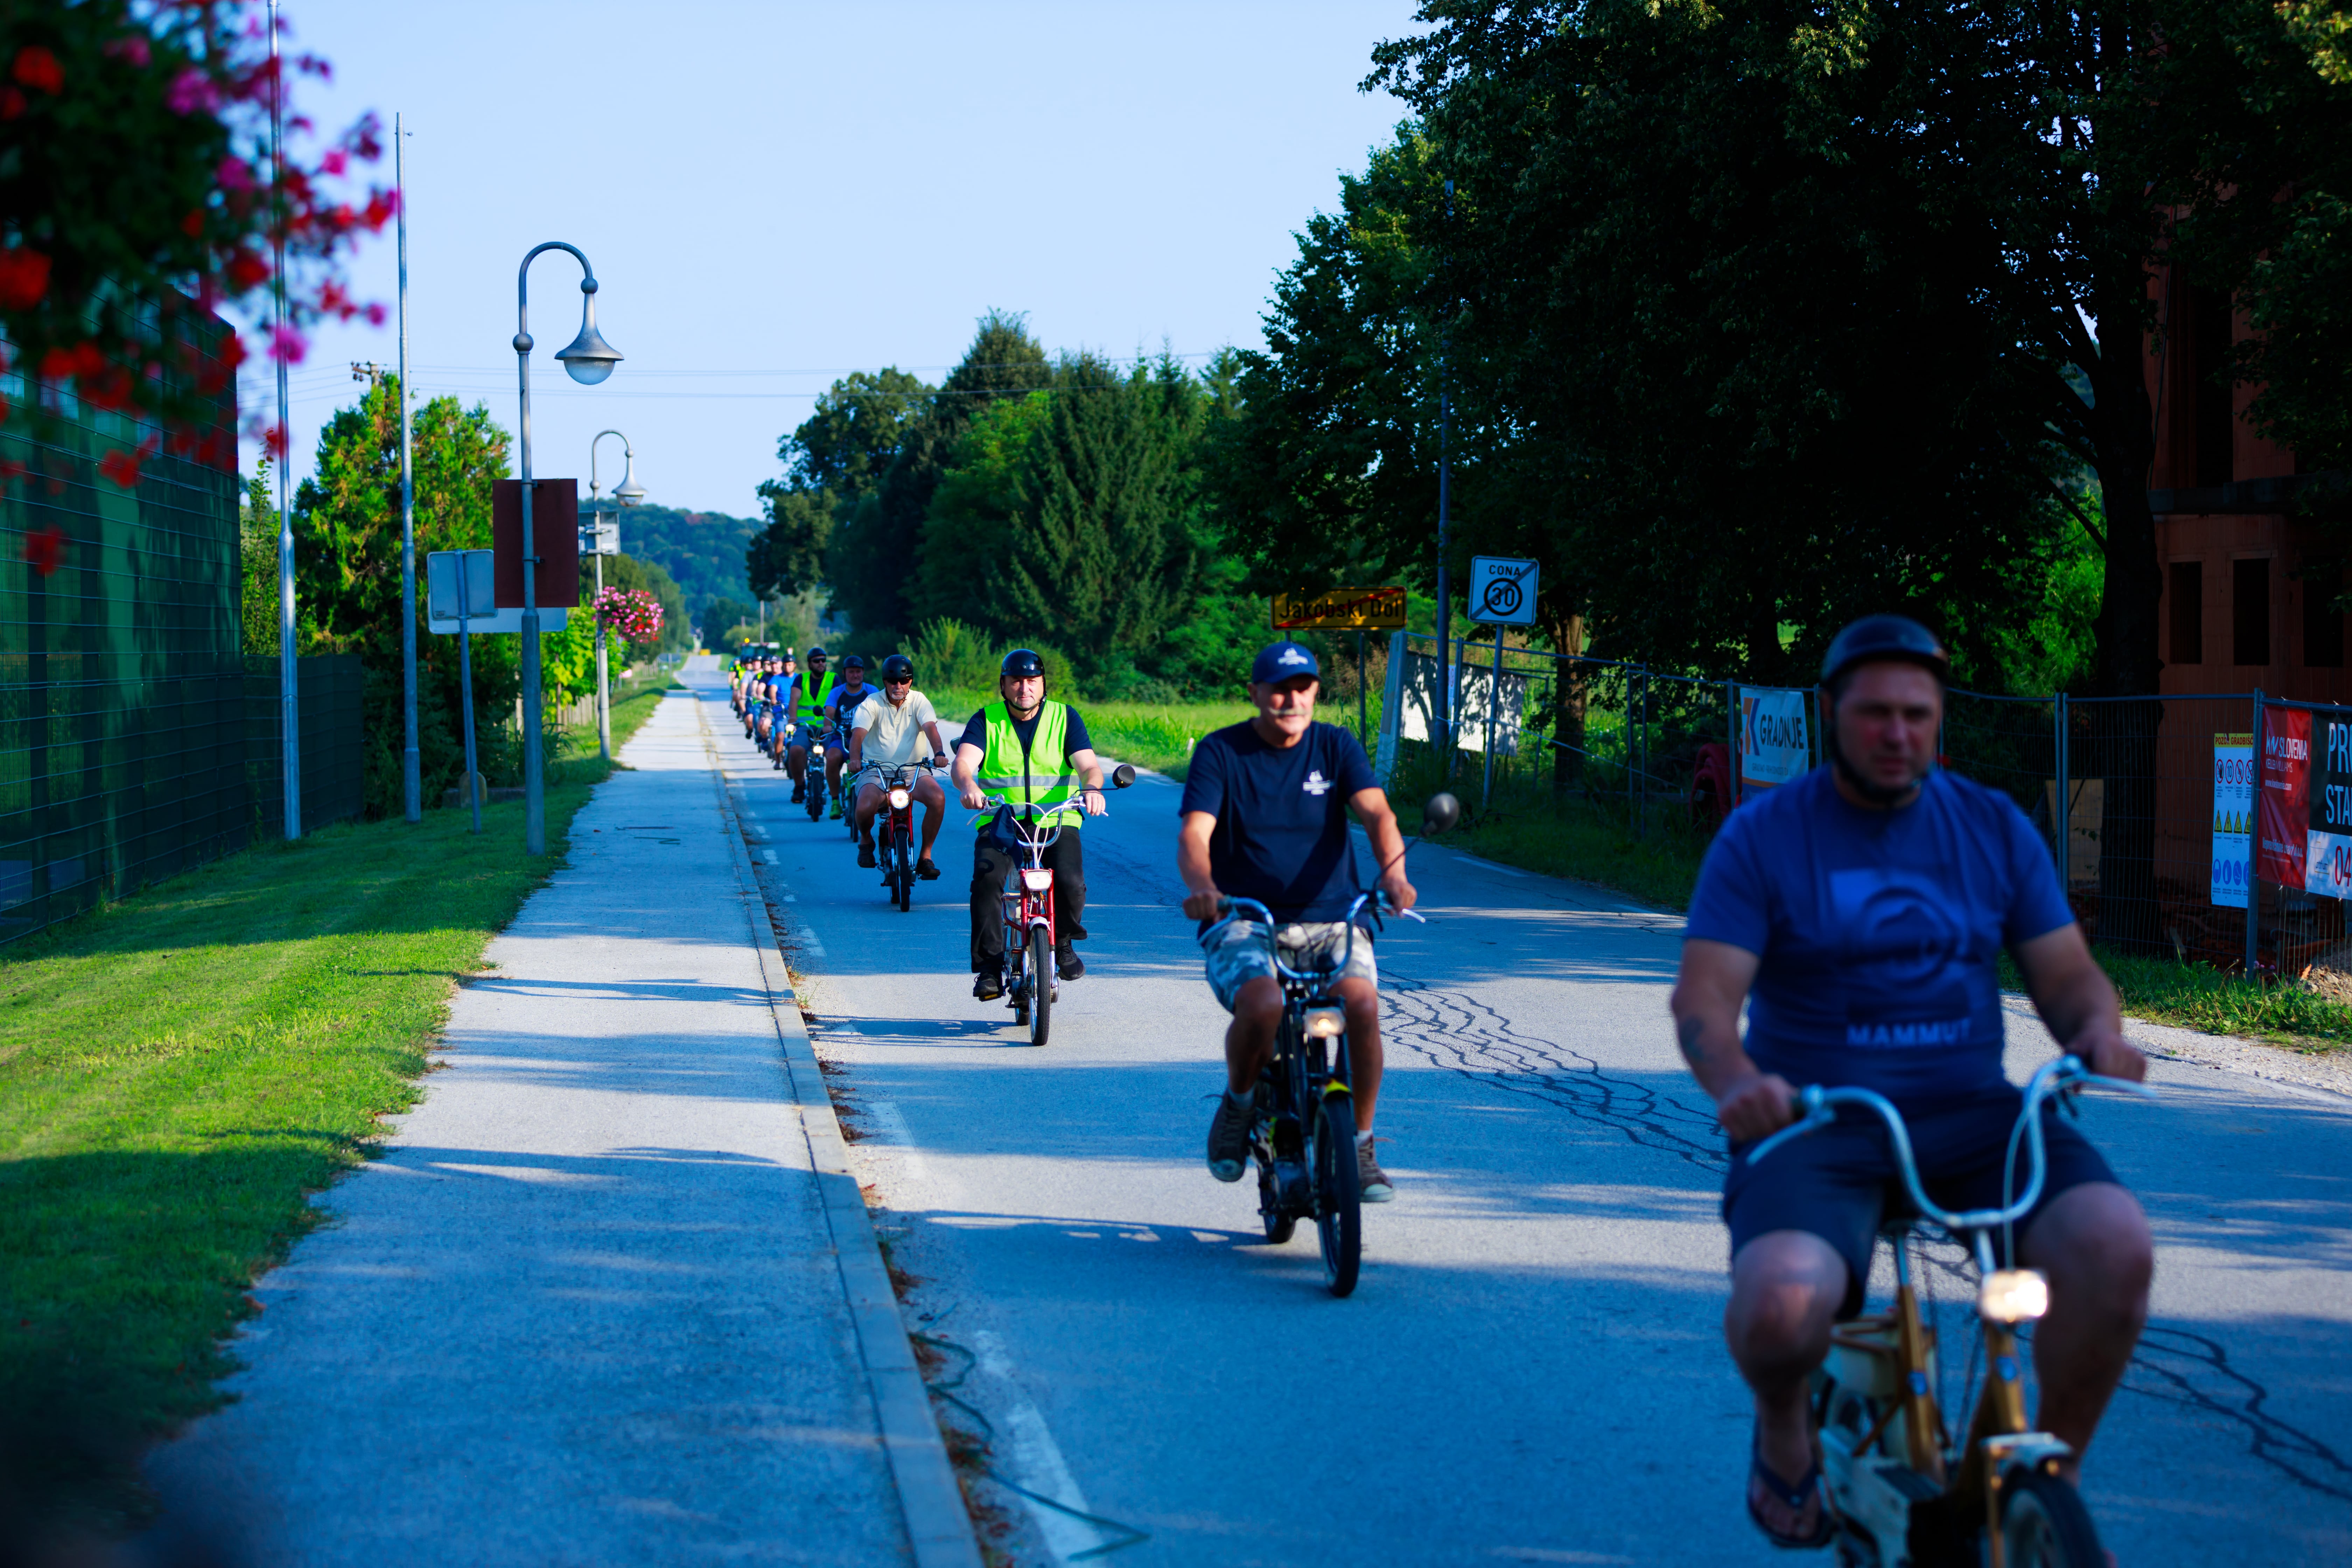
[855, 688, 941, 766]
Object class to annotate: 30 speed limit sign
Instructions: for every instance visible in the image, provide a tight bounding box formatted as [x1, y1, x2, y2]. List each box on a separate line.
[1467, 555, 1539, 625]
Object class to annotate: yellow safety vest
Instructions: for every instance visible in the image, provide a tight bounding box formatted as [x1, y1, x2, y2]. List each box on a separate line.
[793, 670, 837, 723]
[975, 699, 1083, 829]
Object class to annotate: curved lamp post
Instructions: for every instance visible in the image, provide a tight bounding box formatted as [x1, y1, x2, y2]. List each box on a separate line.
[587, 429, 645, 761]
[514, 241, 622, 855]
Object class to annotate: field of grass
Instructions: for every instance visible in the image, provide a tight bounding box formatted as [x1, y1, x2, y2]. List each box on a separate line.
[924, 686, 1256, 780]
[0, 677, 677, 1528]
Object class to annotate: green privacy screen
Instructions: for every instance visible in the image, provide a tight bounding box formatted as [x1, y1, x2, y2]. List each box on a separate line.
[0, 357, 360, 943]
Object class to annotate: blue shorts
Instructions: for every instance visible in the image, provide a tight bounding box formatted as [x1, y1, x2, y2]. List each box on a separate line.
[1722, 1084, 2121, 1318]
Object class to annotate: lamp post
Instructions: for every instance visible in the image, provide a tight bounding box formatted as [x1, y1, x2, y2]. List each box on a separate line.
[513, 241, 621, 856]
[587, 429, 645, 761]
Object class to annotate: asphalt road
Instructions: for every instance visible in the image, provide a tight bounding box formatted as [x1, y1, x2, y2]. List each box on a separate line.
[700, 671, 2352, 1567]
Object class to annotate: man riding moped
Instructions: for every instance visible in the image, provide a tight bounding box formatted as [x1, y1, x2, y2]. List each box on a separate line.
[953, 648, 1109, 999]
[848, 653, 950, 876]
[822, 655, 878, 821]
[1669, 615, 2153, 1550]
[783, 646, 834, 804]
[1178, 641, 1413, 1204]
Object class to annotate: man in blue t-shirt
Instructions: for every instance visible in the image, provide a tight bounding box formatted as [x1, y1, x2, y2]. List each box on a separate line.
[1671, 615, 2151, 1549]
[1178, 640, 1415, 1202]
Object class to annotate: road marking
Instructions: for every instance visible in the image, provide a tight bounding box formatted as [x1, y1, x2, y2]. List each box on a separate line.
[973, 1331, 1098, 1567]
[864, 1099, 930, 1182]
[761, 849, 778, 863]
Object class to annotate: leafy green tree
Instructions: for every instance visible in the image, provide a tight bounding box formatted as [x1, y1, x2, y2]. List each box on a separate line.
[288, 377, 516, 815]
[750, 366, 934, 613]
[583, 502, 761, 621]
[700, 595, 752, 650]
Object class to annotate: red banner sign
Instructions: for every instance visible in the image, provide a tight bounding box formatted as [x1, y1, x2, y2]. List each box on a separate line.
[2258, 704, 2312, 888]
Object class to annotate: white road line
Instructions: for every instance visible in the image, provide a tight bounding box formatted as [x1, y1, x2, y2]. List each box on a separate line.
[761, 849, 778, 863]
[863, 1099, 931, 1182]
[972, 1331, 1097, 1567]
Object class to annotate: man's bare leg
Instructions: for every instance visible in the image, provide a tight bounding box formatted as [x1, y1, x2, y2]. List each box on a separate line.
[916, 777, 945, 862]
[2021, 1182, 2153, 1482]
[1725, 1230, 1845, 1540]
[1330, 974, 1384, 1134]
[1224, 975, 1282, 1096]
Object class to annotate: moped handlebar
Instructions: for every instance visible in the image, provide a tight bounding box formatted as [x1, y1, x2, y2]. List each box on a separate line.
[1743, 1055, 2154, 1233]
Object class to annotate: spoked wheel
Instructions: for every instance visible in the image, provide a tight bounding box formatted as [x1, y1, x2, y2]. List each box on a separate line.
[894, 832, 913, 911]
[1027, 925, 1052, 1047]
[1998, 1468, 2104, 1568]
[1313, 1093, 1361, 1296]
[805, 778, 824, 821]
[1257, 1155, 1297, 1244]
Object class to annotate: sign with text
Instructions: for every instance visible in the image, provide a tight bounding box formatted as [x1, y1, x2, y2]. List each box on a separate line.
[1466, 555, 1539, 626]
[2257, 705, 2311, 888]
[2311, 709, 2352, 899]
[1270, 586, 1407, 631]
[1738, 686, 1812, 795]
[2212, 732, 2252, 909]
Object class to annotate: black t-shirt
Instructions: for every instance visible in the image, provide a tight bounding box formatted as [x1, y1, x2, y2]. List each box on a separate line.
[955, 705, 1095, 756]
[1179, 721, 1378, 923]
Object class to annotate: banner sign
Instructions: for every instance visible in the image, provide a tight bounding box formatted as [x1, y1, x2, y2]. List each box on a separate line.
[1270, 586, 1407, 631]
[1737, 686, 1812, 794]
[2257, 705, 2311, 888]
[2312, 710, 2352, 899]
[1395, 651, 1527, 754]
[2211, 732, 2252, 909]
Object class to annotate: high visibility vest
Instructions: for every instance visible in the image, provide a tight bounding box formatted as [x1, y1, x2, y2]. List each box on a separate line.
[793, 670, 837, 723]
[974, 699, 1083, 829]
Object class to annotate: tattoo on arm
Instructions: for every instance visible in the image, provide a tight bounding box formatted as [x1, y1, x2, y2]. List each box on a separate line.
[1676, 1015, 1708, 1068]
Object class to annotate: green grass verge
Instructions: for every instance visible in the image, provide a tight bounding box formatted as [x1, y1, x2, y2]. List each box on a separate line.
[1996, 948, 2352, 1052]
[925, 686, 1256, 781]
[0, 677, 678, 1527]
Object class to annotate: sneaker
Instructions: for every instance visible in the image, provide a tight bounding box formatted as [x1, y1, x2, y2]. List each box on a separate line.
[1056, 948, 1084, 981]
[857, 840, 877, 868]
[830, 798, 844, 820]
[973, 969, 1005, 1002]
[1206, 1094, 1254, 1183]
[791, 781, 805, 803]
[916, 858, 941, 881]
[1355, 1135, 1395, 1203]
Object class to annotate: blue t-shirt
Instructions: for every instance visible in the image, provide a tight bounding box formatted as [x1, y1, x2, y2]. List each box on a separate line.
[1685, 766, 2075, 1106]
[1180, 721, 1378, 924]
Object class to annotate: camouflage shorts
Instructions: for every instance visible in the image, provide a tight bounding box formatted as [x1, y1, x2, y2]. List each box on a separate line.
[1201, 919, 1377, 1012]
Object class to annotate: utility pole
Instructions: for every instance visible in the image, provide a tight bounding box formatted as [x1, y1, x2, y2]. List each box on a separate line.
[397, 115, 420, 823]
[1432, 176, 1455, 768]
[270, 0, 299, 840]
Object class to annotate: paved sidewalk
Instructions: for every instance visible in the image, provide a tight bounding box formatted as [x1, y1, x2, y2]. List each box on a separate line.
[150, 685, 962, 1566]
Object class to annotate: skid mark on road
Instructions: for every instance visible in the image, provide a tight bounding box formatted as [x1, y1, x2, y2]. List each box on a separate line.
[2119, 1323, 2352, 1504]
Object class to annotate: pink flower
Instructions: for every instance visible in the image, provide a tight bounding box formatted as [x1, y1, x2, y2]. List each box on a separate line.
[104, 36, 152, 69]
[215, 155, 253, 192]
[320, 148, 346, 176]
[166, 68, 218, 114]
[268, 323, 307, 364]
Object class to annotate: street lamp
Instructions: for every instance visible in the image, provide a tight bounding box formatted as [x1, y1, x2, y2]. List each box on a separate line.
[587, 429, 644, 762]
[513, 241, 622, 856]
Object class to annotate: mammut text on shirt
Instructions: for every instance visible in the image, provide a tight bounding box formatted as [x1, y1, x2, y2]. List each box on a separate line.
[1180, 721, 1378, 925]
[1684, 766, 2076, 1105]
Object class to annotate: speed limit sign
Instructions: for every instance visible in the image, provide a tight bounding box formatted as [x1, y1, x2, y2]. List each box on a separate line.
[1467, 555, 1539, 625]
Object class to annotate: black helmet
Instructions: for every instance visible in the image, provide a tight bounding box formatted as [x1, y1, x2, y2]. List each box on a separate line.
[881, 654, 915, 682]
[841, 652, 867, 671]
[1001, 648, 1045, 680]
[1820, 615, 1949, 691]
[806, 645, 827, 660]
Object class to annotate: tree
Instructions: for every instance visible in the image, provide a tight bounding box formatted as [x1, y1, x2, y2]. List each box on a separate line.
[288, 377, 515, 816]
[700, 596, 751, 649]
[750, 366, 933, 612]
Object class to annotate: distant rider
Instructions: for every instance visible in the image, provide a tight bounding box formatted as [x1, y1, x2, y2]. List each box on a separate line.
[848, 653, 950, 877]
[784, 646, 835, 805]
[1669, 614, 2151, 1549]
[1178, 640, 1413, 1204]
[952, 649, 1108, 998]
[822, 654, 877, 820]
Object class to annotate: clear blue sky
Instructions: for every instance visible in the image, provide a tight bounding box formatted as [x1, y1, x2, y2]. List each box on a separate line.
[242, 0, 1416, 517]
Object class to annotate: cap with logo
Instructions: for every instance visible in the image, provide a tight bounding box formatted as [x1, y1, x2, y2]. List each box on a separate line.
[1251, 640, 1321, 684]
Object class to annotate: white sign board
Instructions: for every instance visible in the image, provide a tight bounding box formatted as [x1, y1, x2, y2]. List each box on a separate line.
[1737, 686, 1812, 793]
[1467, 555, 1539, 626]
[2212, 731, 2252, 908]
[1394, 651, 1528, 755]
[579, 517, 619, 557]
[426, 549, 567, 635]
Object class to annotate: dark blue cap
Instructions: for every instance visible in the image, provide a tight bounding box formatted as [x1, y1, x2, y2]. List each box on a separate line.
[1251, 640, 1321, 684]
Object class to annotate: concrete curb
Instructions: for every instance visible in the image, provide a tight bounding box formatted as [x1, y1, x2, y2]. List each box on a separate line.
[692, 694, 984, 1568]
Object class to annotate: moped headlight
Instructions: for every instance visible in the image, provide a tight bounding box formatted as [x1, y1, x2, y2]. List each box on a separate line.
[1021, 868, 1055, 891]
[1977, 1268, 2050, 1323]
[1302, 1006, 1346, 1039]
[888, 788, 910, 810]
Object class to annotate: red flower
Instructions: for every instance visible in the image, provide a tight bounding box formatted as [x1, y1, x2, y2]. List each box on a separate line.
[0, 86, 23, 120]
[103, 36, 152, 69]
[23, 525, 66, 577]
[12, 47, 62, 95]
[224, 250, 268, 292]
[98, 440, 157, 489]
[0, 246, 50, 310]
[181, 208, 206, 237]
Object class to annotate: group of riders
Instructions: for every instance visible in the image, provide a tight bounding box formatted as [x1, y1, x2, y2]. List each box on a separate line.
[726, 614, 2155, 1555]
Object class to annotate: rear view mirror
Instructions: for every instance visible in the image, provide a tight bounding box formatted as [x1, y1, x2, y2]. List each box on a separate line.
[1111, 764, 1136, 789]
[1422, 792, 1461, 836]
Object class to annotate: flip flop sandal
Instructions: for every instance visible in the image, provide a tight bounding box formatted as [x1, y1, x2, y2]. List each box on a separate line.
[1747, 1426, 1834, 1550]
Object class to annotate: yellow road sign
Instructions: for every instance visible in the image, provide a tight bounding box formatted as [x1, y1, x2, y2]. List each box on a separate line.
[1271, 587, 1408, 631]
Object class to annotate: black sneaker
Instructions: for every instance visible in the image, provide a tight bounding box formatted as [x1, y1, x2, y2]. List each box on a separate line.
[916, 858, 941, 881]
[791, 781, 804, 802]
[1056, 948, 1084, 981]
[1356, 1135, 1395, 1203]
[973, 969, 1005, 1001]
[857, 840, 877, 868]
[1206, 1094, 1254, 1182]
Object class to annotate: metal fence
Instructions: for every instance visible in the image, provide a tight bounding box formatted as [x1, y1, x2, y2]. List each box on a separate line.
[245, 654, 365, 842]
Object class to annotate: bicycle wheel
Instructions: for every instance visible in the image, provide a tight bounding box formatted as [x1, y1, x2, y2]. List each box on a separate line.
[1998, 1468, 2103, 1568]
[1257, 1157, 1297, 1244]
[1027, 925, 1052, 1047]
[805, 774, 824, 821]
[894, 830, 913, 910]
[1314, 1092, 1361, 1296]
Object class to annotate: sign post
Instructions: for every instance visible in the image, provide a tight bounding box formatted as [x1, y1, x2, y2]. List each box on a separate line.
[428, 549, 497, 833]
[1272, 587, 1408, 751]
[1466, 557, 1539, 802]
